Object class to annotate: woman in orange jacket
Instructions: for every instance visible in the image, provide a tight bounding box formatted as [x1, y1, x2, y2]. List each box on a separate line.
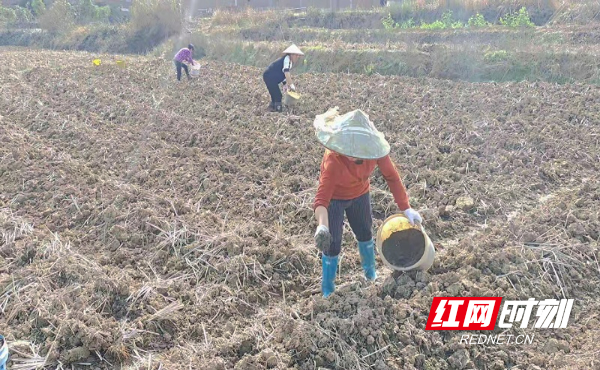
[313, 108, 422, 297]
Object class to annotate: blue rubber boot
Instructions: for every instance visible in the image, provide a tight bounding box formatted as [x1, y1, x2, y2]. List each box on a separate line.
[358, 239, 377, 281]
[0, 335, 7, 370]
[321, 255, 339, 297]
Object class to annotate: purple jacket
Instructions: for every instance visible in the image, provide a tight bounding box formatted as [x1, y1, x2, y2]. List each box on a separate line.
[174, 48, 194, 65]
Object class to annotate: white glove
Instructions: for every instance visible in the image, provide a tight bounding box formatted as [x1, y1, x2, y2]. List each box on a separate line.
[403, 208, 423, 225]
[314, 225, 331, 252]
[289, 84, 296, 92]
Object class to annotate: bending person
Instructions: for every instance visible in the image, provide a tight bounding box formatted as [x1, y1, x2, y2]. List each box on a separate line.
[312, 108, 422, 297]
[173, 44, 196, 81]
[262, 44, 304, 112]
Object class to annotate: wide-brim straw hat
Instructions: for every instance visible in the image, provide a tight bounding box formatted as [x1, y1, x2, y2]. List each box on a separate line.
[283, 44, 304, 56]
[314, 107, 390, 160]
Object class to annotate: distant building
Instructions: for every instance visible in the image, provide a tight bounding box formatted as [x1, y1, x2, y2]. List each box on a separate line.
[94, 0, 131, 7]
[1, 0, 380, 13]
[190, 0, 380, 10]
[1, 0, 23, 6]
[0, 0, 130, 7]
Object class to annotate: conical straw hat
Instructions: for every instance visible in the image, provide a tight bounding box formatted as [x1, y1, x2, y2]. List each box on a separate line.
[283, 44, 304, 56]
[314, 107, 390, 160]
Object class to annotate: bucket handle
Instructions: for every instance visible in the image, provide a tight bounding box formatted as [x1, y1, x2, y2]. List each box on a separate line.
[414, 220, 425, 233]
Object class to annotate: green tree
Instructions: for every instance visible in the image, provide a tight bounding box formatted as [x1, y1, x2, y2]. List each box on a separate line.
[381, 13, 396, 29]
[420, 20, 446, 30]
[14, 6, 33, 23]
[399, 18, 415, 29]
[30, 0, 46, 17]
[0, 6, 17, 26]
[441, 10, 454, 28]
[75, 0, 111, 24]
[109, 4, 129, 23]
[77, 0, 97, 23]
[468, 13, 488, 28]
[500, 7, 534, 28]
[130, 0, 182, 37]
[95, 5, 110, 22]
[39, 0, 75, 33]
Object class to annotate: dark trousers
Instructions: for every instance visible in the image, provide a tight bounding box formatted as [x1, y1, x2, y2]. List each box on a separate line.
[263, 74, 282, 104]
[174, 61, 189, 81]
[325, 192, 373, 257]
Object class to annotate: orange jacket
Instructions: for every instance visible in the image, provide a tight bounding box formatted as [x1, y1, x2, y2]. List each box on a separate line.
[313, 149, 411, 211]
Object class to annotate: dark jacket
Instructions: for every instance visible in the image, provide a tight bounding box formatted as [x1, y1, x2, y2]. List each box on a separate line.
[263, 56, 291, 84]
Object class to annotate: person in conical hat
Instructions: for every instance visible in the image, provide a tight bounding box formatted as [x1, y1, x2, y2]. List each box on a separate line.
[312, 107, 422, 298]
[262, 44, 304, 113]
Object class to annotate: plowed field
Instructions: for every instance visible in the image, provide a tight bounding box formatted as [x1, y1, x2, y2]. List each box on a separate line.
[1, 47, 599, 369]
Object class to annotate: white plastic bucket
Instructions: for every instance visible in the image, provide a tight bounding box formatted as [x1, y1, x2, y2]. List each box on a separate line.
[376, 214, 435, 272]
[190, 63, 201, 77]
[283, 91, 300, 106]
